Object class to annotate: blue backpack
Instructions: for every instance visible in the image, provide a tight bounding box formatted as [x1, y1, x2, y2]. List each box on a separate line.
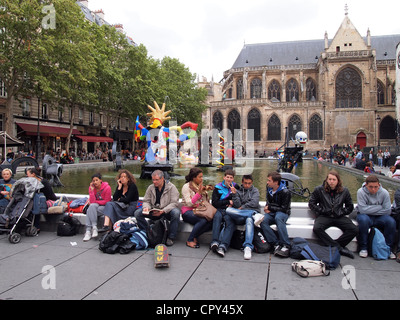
[129, 229, 149, 250]
[368, 227, 390, 260]
[301, 243, 341, 270]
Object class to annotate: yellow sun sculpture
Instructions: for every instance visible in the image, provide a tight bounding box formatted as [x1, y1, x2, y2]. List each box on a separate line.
[147, 101, 172, 128]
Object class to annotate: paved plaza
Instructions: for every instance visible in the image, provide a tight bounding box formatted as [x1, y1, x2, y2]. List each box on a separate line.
[0, 230, 399, 301]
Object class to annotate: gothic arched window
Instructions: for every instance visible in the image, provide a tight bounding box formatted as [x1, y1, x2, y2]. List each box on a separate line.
[286, 78, 299, 102]
[306, 78, 317, 101]
[267, 114, 281, 141]
[250, 78, 262, 99]
[212, 111, 223, 131]
[335, 67, 362, 108]
[377, 80, 385, 105]
[309, 114, 323, 140]
[228, 109, 241, 136]
[247, 109, 261, 141]
[268, 80, 281, 102]
[288, 114, 302, 139]
[236, 78, 243, 100]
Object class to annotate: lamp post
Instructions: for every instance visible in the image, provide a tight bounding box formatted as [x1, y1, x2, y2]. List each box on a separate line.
[36, 95, 42, 163]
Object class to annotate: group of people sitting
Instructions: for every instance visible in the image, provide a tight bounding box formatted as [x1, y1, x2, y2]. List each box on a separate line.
[80, 166, 400, 263]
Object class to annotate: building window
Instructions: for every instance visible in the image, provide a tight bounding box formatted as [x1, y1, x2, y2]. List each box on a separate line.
[309, 114, 323, 140]
[377, 80, 385, 105]
[236, 78, 243, 100]
[380, 116, 396, 139]
[212, 111, 223, 131]
[286, 78, 299, 102]
[228, 109, 240, 136]
[0, 114, 3, 131]
[306, 78, 317, 101]
[335, 67, 362, 108]
[268, 80, 281, 102]
[0, 79, 6, 98]
[89, 111, 94, 125]
[247, 109, 261, 141]
[22, 98, 30, 117]
[42, 103, 48, 119]
[250, 78, 262, 99]
[267, 114, 281, 141]
[288, 114, 302, 139]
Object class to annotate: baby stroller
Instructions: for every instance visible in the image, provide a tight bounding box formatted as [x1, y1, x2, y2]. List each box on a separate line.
[0, 177, 44, 244]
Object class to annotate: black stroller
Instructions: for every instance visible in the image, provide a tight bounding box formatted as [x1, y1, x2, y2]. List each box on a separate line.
[0, 177, 44, 244]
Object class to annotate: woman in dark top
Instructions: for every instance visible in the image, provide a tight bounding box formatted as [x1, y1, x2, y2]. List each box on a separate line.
[98, 169, 139, 232]
[26, 167, 57, 201]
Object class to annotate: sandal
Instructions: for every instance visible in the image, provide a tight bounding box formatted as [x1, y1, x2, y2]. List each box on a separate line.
[186, 241, 200, 248]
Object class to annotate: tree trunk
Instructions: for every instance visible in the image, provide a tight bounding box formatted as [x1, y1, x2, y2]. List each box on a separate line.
[65, 104, 75, 153]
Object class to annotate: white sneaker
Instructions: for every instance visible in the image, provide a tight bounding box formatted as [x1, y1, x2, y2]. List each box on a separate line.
[389, 252, 396, 260]
[244, 247, 252, 260]
[359, 250, 368, 258]
[92, 226, 98, 238]
[253, 213, 264, 227]
[83, 230, 91, 242]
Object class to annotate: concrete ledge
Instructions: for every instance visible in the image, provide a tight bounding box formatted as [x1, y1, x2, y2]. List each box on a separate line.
[38, 193, 357, 242]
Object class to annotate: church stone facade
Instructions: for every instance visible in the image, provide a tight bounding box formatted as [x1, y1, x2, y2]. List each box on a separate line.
[202, 14, 400, 152]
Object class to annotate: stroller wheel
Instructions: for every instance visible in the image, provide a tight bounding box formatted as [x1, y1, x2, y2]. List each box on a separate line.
[26, 226, 38, 237]
[9, 233, 21, 244]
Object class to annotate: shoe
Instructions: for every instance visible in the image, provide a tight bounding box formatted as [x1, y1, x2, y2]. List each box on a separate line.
[253, 213, 264, 227]
[210, 242, 219, 252]
[98, 225, 111, 233]
[244, 247, 252, 260]
[275, 245, 290, 258]
[339, 247, 354, 259]
[389, 252, 396, 260]
[91, 226, 98, 239]
[273, 244, 281, 255]
[83, 231, 91, 242]
[359, 249, 368, 258]
[216, 247, 225, 257]
[166, 238, 174, 246]
[186, 241, 200, 248]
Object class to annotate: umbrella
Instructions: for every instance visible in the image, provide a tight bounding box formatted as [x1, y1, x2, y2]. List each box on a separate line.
[0, 131, 24, 149]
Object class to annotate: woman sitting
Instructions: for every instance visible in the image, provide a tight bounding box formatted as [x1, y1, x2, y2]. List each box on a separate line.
[0, 168, 16, 210]
[181, 167, 213, 248]
[83, 173, 112, 241]
[98, 169, 139, 233]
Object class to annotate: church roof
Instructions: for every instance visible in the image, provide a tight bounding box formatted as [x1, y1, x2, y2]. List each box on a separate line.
[231, 34, 400, 70]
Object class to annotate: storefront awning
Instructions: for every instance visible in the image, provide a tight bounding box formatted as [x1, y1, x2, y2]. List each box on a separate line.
[76, 135, 114, 143]
[16, 123, 81, 137]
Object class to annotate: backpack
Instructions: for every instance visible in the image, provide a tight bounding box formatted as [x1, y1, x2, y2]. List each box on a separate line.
[32, 192, 48, 215]
[368, 227, 390, 260]
[57, 214, 81, 236]
[301, 243, 341, 270]
[147, 217, 169, 248]
[99, 231, 136, 254]
[129, 229, 149, 250]
[253, 227, 271, 253]
[290, 237, 309, 259]
[292, 260, 330, 278]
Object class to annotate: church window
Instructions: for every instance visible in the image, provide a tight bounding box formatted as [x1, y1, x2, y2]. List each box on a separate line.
[247, 109, 261, 141]
[286, 78, 299, 102]
[268, 80, 281, 102]
[335, 67, 362, 108]
[267, 114, 281, 141]
[309, 114, 323, 140]
[250, 78, 262, 99]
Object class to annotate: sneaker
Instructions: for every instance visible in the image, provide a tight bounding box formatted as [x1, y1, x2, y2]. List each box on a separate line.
[216, 247, 225, 257]
[359, 249, 368, 258]
[244, 247, 252, 260]
[389, 252, 396, 260]
[253, 213, 264, 227]
[166, 238, 174, 247]
[91, 226, 98, 239]
[210, 242, 219, 252]
[273, 244, 281, 255]
[275, 245, 290, 258]
[83, 231, 91, 242]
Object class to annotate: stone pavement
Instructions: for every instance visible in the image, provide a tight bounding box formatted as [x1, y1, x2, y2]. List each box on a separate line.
[0, 231, 399, 301]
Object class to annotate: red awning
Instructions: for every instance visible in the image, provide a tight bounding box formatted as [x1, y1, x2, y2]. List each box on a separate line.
[17, 123, 81, 137]
[76, 135, 113, 143]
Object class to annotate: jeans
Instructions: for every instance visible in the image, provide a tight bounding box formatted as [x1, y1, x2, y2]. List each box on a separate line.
[182, 210, 212, 242]
[356, 214, 396, 250]
[134, 207, 180, 240]
[222, 207, 255, 250]
[260, 211, 290, 247]
[211, 210, 224, 245]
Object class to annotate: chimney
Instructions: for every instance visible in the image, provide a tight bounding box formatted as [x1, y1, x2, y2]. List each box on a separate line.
[94, 9, 105, 20]
[113, 24, 124, 33]
[78, 0, 89, 7]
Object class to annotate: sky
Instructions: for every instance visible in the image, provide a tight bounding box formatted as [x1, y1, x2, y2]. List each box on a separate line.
[88, 0, 400, 83]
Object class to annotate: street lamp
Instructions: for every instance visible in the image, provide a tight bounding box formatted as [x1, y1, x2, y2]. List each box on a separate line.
[36, 94, 42, 162]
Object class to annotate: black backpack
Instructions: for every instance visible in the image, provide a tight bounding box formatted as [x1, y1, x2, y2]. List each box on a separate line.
[147, 217, 169, 248]
[253, 227, 271, 253]
[230, 229, 245, 250]
[57, 214, 81, 236]
[99, 231, 136, 254]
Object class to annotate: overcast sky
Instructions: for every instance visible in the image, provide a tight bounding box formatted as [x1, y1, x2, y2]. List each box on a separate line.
[89, 0, 400, 82]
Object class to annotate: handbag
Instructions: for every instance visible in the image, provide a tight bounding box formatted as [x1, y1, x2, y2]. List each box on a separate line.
[193, 196, 217, 221]
[291, 260, 330, 278]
